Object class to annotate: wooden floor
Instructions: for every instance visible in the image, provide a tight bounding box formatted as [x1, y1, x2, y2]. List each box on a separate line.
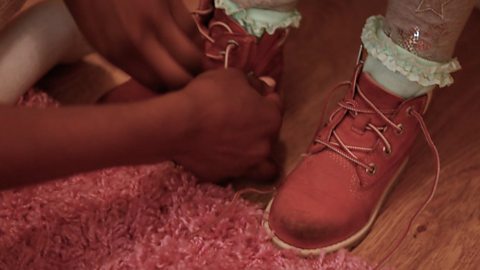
[36, 0, 480, 269]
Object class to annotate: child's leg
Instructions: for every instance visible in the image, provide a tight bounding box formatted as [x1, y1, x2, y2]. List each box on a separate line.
[363, 0, 476, 98]
[384, 0, 475, 62]
[265, 0, 475, 261]
[0, 0, 91, 104]
[194, 0, 301, 83]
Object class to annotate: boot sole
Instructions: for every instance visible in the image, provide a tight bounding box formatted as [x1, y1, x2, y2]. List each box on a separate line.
[262, 158, 409, 256]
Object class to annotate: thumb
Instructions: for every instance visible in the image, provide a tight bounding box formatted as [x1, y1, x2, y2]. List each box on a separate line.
[247, 74, 282, 110]
[247, 73, 276, 96]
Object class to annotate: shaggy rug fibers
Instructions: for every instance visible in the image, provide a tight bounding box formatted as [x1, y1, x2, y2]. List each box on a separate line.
[0, 91, 373, 270]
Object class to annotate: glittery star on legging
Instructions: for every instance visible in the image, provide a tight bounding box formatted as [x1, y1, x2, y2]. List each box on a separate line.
[416, 0, 452, 19]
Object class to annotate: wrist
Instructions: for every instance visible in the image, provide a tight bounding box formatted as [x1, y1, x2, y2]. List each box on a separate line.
[129, 90, 197, 163]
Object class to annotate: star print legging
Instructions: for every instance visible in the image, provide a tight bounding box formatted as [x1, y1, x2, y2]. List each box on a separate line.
[233, 0, 476, 62]
[384, 0, 476, 62]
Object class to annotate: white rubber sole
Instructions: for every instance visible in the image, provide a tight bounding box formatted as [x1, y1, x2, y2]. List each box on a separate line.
[262, 159, 409, 256]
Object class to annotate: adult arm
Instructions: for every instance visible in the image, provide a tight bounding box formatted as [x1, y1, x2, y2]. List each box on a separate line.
[0, 91, 191, 189]
[0, 69, 282, 189]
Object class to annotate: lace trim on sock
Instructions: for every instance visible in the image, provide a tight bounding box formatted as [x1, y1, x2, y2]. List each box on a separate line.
[361, 15, 461, 88]
[214, 0, 301, 37]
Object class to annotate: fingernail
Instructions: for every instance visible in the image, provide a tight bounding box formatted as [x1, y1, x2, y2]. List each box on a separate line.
[259, 76, 277, 91]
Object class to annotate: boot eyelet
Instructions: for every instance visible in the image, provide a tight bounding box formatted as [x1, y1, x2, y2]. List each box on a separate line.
[227, 39, 239, 47]
[366, 163, 377, 175]
[406, 106, 415, 117]
[382, 146, 392, 156]
[394, 124, 405, 135]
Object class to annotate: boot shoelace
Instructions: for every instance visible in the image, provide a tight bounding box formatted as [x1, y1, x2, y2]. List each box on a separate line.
[189, 7, 278, 238]
[309, 62, 440, 269]
[309, 64, 404, 175]
[193, 8, 239, 69]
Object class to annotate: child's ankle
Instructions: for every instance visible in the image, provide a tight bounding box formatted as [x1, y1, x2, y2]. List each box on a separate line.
[361, 16, 461, 99]
[214, 0, 301, 37]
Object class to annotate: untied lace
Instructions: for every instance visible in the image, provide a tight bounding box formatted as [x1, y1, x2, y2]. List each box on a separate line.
[190, 7, 277, 238]
[310, 51, 440, 269]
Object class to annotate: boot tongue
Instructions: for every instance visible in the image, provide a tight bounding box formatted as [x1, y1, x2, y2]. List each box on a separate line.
[347, 72, 405, 129]
[329, 72, 405, 153]
[356, 72, 404, 110]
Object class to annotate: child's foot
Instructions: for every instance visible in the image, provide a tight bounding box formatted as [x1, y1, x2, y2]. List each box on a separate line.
[263, 54, 437, 254]
[193, 0, 299, 89]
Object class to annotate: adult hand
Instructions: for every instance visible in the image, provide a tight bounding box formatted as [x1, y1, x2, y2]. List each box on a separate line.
[64, 0, 202, 90]
[174, 69, 282, 182]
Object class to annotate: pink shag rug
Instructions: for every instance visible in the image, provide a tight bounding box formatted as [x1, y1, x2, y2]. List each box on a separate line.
[0, 90, 373, 270]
